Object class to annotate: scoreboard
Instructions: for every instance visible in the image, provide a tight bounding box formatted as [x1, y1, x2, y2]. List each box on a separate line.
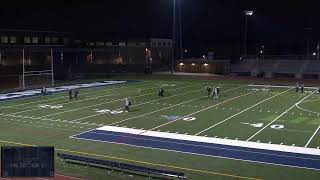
[1, 146, 54, 177]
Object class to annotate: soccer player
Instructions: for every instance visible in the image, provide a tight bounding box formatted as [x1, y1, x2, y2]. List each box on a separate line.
[206, 86, 212, 97]
[68, 88, 73, 100]
[74, 89, 79, 100]
[124, 98, 131, 112]
[300, 84, 304, 93]
[158, 88, 164, 98]
[211, 87, 216, 99]
[216, 86, 220, 98]
[295, 82, 299, 93]
[41, 86, 47, 96]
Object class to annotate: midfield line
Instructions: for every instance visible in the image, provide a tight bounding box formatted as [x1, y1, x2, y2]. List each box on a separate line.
[304, 125, 320, 148]
[139, 91, 254, 135]
[37, 83, 206, 118]
[108, 85, 247, 127]
[246, 90, 317, 141]
[194, 88, 293, 136]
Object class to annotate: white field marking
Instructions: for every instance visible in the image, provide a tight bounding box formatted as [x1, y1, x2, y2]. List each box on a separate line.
[247, 90, 317, 141]
[70, 134, 320, 172]
[139, 91, 253, 134]
[195, 88, 292, 136]
[0, 119, 81, 132]
[88, 126, 320, 157]
[107, 85, 247, 127]
[305, 124, 320, 147]
[70, 85, 205, 122]
[0, 113, 99, 127]
[0, 81, 156, 109]
[248, 84, 319, 89]
[10, 83, 168, 115]
[295, 103, 320, 115]
[37, 83, 205, 119]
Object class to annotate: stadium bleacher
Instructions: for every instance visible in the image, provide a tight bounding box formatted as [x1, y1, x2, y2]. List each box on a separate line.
[57, 153, 187, 179]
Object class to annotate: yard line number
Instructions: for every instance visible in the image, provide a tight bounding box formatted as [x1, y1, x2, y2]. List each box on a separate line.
[241, 122, 284, 129]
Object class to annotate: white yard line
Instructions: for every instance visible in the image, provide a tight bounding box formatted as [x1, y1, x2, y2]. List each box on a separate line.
[70, 85, 205, 122]
[304, 125, 320, 147]
[247, 90, 317, 141]
[139, 91, 254, 134]
[37, 83, 207, 118]
[194, 88, 293, 136]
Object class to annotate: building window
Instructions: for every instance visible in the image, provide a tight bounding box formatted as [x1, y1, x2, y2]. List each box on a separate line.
[9, 36, 16, 44]
[96, 42, 104, 46]
[157, 42, 161, 47]
[52, 37, 59, 44]
[24, 37, 31, 44]
[32, 37, 39, 44]
[63, 38, 69, 45]
[45, 37, 51, 44]
[1, 36, 9, 44]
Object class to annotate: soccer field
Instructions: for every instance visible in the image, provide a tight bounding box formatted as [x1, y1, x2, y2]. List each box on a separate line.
[0, 78, 320, 180]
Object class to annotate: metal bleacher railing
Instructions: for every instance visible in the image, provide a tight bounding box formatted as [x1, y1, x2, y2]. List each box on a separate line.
[57, 153, 187, 179]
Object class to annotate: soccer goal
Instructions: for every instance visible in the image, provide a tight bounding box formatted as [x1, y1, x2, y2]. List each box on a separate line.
[20, 48, 54, 89]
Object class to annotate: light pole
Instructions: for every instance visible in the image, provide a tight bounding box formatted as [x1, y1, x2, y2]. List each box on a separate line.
[244, 10, 253, 59]
[171, 0, 176, 75]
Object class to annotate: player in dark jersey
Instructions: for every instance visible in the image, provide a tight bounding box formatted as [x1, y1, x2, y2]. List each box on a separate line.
[158, 88, 164, 98]
[206, 86, 212, 97]
[295, 82, 299, 93]
[300, 84, 304, 93]
[68, 89, 73, 100]
[74, 89, 79, 100]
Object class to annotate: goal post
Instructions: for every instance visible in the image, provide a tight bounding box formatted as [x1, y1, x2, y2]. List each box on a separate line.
[20, 48, 54, 89]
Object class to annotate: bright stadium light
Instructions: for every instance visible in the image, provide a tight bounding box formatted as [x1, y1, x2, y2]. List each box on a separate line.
[204, 63, 208, 66]
[245, 10, 253, 16]
[313, 52, 316, 56]
[191, 63, 195, 66]
[179, 62, 184, 66]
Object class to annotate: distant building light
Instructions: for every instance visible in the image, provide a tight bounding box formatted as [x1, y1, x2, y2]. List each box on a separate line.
[145, 48, 148, 52]
[245, 10, 253, 16]
[191, 63, 196, 66]
[260, 50, 263, 54]
[202, 55, 206, 59]
[204, 63, 208, 66]
[179, 63, 184, 66]
[313, 52, 316, 56]
[184, 49, 188, 53]
[240, 57, 242, 60]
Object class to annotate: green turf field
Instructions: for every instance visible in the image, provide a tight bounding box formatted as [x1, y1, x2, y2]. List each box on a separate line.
[0, 78, 320, 180]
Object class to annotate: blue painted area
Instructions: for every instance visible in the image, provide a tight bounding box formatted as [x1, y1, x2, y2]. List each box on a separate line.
[0, 80, 139, 101]
[74, 130, 320, 170]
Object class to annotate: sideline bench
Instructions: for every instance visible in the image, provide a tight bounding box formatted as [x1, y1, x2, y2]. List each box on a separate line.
[58, 153, 187, 179]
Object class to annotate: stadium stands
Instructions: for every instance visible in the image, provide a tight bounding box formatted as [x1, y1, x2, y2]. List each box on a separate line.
[57, 153, 187, 179]
[231, 59, 320, 78]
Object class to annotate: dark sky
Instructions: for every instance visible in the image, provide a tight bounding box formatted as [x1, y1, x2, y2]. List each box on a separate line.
[1, 0, 319, 56]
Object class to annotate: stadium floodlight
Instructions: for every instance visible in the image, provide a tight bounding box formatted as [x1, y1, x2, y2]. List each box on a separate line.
[313, 52, 316, 56]
[260, 50, 263, 54]
[179, 62, 184, 66]
[191, 63, 195, 66]
[244, 10, 254, 59]
[184, 49, 188, 53]
[204, 63, 208, 66]
[245, 11, 253, 16]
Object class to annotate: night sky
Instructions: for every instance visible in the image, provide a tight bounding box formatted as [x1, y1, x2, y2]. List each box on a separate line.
[1, 0, 319, 57]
